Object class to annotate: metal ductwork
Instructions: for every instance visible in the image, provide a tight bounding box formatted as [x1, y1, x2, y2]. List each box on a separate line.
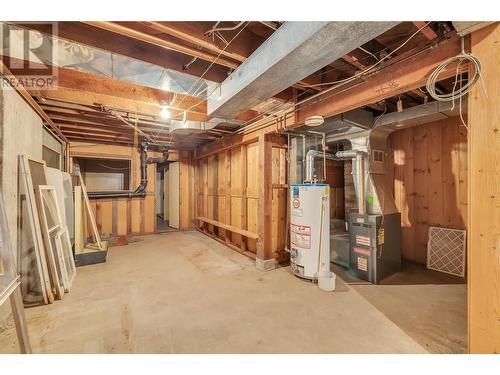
[321, 99, 467, 215]
[169, 119, 218, 133]
[344, 128, 397, 216]
[88, 140, 169, 199]
[304, 150, 339, 183]
[335, 150, 366, 215]
[169, 117, 243, 134]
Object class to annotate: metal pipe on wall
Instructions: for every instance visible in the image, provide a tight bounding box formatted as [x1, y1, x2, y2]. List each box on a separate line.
[87, 140, 169, 199]
[335, 150, 365, 215]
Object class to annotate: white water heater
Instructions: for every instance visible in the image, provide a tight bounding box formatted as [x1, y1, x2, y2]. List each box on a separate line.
[289, 184, 331, 279]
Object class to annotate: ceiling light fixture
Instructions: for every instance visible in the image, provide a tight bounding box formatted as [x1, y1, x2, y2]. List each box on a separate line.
[160, 106, 171, 120]
[159, 100, 171, 120]
[305, 115, 325, 127]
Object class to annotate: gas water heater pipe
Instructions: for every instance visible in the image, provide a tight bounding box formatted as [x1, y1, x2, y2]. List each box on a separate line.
[335, 150, 366, 215]
[304, 150, 339, 183]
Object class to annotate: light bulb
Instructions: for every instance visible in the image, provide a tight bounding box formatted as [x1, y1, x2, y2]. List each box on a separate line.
[160, 106, 170, 119]
[216, 84, 222, 101]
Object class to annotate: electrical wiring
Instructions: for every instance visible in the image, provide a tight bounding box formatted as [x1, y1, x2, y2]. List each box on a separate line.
[169, 21, 456, 145]
[373, 101, 387, 126]
[425, 37, 486, 103]
[425, 36, 488, 130]
[169, 22, 250, 121]
[234, 23, 454, 135]
[305, 28, 436, 83]
[172, 22, 429, 126]
[298, 21, 432, 89]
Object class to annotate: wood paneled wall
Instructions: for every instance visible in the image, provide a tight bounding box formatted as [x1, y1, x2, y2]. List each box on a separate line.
[467, 23, 500, 354]
[386, 116, 468, 264]
[195, 136, 287, 259]
[69, 141, 193, 238]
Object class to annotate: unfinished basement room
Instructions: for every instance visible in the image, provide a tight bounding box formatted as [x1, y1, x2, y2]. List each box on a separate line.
[1, 3, 500, 366]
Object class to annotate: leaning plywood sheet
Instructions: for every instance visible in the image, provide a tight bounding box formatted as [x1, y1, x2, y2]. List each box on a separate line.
[19, 155, 53, 305]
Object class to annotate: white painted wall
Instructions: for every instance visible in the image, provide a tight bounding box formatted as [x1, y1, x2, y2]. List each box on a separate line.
[0, 85, 43, 262]
[0, 84, 43, 328]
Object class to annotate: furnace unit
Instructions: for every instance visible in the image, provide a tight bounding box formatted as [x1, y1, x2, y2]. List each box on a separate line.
[348, 212, 401, 284]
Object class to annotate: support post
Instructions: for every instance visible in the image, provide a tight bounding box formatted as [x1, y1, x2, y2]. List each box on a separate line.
[240, 145, 248, 252]
[224, 150, 231, 244]
[467, 22, 500, 354]
[256, 131, 275, 270]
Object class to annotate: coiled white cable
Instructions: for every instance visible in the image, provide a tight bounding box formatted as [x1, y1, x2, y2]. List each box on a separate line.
[425, 37, 488, 129]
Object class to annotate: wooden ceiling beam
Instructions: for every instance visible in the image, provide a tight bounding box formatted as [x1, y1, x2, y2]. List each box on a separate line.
[54, 119, 170, 138]
[151, 22, 265, 62]
[51, 65, 204, 113]
[3, 57, 208, 120]
[295, 34, 464, 124]
[61, 129, 131, 141]
[57, 123, 132, 136]
[12, 22, 230, 83]
[82, 21, 240, 69]
[66, 135, 134, 145]
[43, 109, 171, 130]
[38, 100, 173, 126]
[412, 22, 438, 40]
[31, 87, 207, 122]
[341, 53, 368, 70]
[141, 21, 247, 63]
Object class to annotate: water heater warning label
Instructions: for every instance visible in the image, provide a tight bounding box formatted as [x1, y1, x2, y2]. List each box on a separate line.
[290, 224, 311, 249]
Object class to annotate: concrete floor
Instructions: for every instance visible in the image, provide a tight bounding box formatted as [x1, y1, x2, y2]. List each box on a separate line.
[0, 231, 465, 354]
[333, 264, 467, 353]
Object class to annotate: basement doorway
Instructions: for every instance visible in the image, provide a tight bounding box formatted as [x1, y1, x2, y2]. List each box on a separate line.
[156, 162, 179, 233]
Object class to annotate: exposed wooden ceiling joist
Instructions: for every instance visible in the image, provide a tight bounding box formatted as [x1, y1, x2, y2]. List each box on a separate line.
[141, 21, 247, 63]
[295, 33, 464, 123]
[82, 21, 241, 69]
[412, 21, 438, 40]
[12, 22, 231, 83]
